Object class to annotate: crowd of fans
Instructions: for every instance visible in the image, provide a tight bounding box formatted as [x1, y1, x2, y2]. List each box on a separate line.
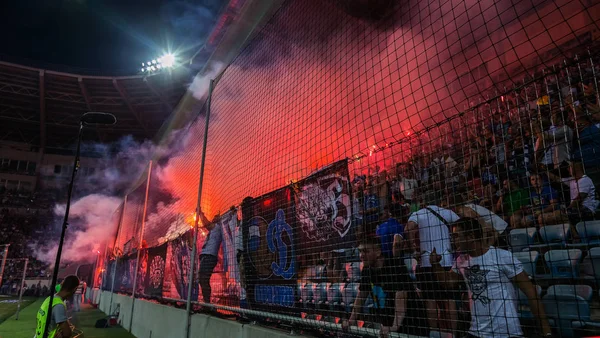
[0, 197, 53, 297]
[292, 58, 600, 337]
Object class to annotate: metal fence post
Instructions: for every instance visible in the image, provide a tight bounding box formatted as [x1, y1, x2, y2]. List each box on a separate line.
[185, 78, 215, 338]
[0, 245, 9, 287]
[15, 258, 28, 320]
[129, 161, 153, 331]
[109, 196, 127, 316]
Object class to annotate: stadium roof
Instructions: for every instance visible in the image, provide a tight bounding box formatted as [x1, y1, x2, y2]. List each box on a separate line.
[0, 60, 191, 152]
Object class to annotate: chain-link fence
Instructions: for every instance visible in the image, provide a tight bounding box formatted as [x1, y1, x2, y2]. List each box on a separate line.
[100, 0, 600, 336]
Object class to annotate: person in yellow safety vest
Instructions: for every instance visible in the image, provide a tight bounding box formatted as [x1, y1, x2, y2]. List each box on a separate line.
[35, 275, 80, 338]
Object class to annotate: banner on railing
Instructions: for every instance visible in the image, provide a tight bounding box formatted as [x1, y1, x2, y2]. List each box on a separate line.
[219, 208, 242, 299]
[143, 242, 168, 297]
[242, 186, 298, 313]
[293, 159, 354, 253]
[115, 255, 135, 294]
[164, 230, 199, 301]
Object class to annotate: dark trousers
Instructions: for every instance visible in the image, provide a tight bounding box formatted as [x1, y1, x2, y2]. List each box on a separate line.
[199, 254, 218, 303]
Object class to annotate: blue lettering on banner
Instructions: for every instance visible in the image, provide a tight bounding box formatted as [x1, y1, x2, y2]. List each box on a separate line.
[254, 285, 295, 307]
[266, 209, 295, 279]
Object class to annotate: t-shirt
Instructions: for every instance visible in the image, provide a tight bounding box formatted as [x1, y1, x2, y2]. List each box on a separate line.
[75, 282, 84, 295]
[201, 221, 223, 257]
[463, 204, 508, 235]
[364, 193, 380, 224]
[408, 206, 460, 268]
[562, 175, 599, 212]
[359, 258, 427, 334]
[452, 247, 523, 337]
[503, 188, 528, 214]
[529, 185, 558, 210]
[376, 218, 404, 257]
[399, 177, 418, 200]
[45, 295, 67, 336]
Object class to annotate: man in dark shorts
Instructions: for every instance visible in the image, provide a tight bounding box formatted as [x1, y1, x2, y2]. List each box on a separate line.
[342, 237, 427, 337]
[404, 205, 460, 334]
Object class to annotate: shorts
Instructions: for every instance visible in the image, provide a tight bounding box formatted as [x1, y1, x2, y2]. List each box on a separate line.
[416, 267, 461, 301]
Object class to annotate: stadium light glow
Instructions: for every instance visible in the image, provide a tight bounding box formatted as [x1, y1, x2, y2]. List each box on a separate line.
[160, 53, 175, 68]
[139, 52, 176, 74]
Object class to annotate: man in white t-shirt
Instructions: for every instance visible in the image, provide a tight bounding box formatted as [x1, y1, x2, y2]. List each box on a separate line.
[404, 205, 460, 333]
[430, 218, 551, 338]
[548, 161, 599, 223]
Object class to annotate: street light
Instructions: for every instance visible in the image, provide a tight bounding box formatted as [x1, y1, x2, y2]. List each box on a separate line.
[42, 112, 116, 338]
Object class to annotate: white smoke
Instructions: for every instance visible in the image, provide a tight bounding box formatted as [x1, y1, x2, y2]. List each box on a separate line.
[188, 61, 226, 100]
[33, 194, 122, 264]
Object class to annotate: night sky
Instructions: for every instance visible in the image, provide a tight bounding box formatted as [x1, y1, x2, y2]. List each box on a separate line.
[0, 0, 228, 75]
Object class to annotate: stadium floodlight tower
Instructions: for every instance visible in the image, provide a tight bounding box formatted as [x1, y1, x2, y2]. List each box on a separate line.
[141, 53, 176, 73]
[42, 112, 117, 338]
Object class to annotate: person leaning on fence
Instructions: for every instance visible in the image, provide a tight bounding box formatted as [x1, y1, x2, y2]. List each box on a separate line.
[35, 275, 80, 338]
[197, 209, 223, 305]
[342, 236, 427, 337]
[430, 217, 551, 338]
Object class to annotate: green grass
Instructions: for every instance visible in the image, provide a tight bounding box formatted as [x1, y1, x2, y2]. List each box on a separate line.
[0, 296, 36, 324]
[0, 299, 135, 338]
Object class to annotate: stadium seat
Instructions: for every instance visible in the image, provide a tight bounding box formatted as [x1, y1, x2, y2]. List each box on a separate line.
[509, 228, 537, 252]
[589, 247, 600, 279]
[341, 282, 359, 313]
[543, 284, 593, 337]
[543, 249, 583, 278]
[516, 284, 542, 319]
[530, 224, 570, 250]
[300, 282, 314, 306]
[512, 251, 539, 277]
[326, 283, 342, 308]
[568, 221, 600, 249]
[546, 284, 593, 301]
[312, 282, 328, 306]
[345, 262, 362, 282]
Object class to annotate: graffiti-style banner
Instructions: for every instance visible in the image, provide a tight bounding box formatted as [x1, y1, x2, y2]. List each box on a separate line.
[293, 159, 354, 252]
[241, 186, 299, 314]
[143, 243, 168, 297]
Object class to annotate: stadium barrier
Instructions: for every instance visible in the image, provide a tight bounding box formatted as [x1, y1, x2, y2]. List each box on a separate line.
[96, 0, 600, 337]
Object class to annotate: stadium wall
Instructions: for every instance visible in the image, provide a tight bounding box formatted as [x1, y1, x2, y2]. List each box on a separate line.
[95, 290, 305, 338]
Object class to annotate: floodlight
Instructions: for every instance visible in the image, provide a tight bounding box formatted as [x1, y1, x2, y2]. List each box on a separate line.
[142, 62, 145, 66]
[161, 53, 175, 68]
[157, 64, 162, 69]
[141, 68, 145, 72]
[152, 60, 157, 64]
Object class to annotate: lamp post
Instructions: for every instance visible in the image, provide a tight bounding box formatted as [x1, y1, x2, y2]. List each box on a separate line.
[42, 112, 116, 338]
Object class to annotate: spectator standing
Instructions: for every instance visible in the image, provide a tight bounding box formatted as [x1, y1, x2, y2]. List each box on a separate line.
[73, 279, 85, 312]
[404, 205, 460, 333]
[376, 207, 405, 258]
[430, 218, 551, 338]
[35, 275, 80, 338]
[197, 210, 222, 304]
[343, 237, 427, 337]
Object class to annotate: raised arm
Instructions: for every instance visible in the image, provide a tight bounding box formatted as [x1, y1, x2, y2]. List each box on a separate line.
[430, 248, 462, 289]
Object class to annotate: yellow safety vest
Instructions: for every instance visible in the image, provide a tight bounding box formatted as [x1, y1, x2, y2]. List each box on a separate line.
[36, 295, 65, 338]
